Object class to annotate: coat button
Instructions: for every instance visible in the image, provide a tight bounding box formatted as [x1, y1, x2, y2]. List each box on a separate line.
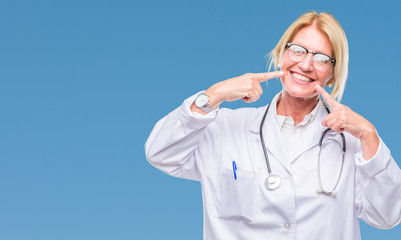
[283, 223, 291, 229]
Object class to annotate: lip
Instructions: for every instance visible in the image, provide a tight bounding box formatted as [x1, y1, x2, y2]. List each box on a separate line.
[289, 71, 315, 85]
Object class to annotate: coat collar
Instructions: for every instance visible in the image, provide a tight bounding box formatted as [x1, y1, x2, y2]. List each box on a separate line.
[249, 92, 328, 171]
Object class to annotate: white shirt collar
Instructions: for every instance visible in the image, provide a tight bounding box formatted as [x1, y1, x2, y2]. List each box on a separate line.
[274, 93, 322, 130]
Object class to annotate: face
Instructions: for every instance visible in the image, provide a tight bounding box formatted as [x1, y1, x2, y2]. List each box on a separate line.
[280, 25, 334, 100]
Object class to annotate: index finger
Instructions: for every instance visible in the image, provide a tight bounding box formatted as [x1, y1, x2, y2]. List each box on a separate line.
[315, 84, 340, 109]
[255, 71, 284, 82]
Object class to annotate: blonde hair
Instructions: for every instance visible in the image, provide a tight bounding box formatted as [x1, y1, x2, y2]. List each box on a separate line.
[268, 11, 349, 101]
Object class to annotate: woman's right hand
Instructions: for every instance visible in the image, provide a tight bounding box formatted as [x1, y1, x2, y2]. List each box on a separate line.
[201, 71, 284, 110]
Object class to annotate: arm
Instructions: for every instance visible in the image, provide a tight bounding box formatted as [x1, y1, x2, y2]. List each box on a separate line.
[355, 139, 401, 229]
[314, 85, 401, 228]
[145, 71, 284, 180]
[145, 93, 219, 181]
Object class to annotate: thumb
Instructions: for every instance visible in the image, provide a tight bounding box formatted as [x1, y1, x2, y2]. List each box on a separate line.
[321, 117, 328, 127]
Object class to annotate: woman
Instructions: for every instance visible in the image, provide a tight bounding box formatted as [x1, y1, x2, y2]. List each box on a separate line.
[145, 11, 401, 239]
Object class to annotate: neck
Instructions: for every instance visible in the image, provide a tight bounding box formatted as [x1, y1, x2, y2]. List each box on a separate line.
[276, 92, 319, 125]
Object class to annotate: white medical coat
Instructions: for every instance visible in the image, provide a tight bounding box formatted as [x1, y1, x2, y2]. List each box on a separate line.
[145, 92, 401, 240]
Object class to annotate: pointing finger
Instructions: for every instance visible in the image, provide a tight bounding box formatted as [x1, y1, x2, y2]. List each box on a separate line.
[315, 85, 340, 110]
[255, 71, 284, 82]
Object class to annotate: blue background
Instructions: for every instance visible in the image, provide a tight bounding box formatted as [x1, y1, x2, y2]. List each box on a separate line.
[1, 0, 400, 239]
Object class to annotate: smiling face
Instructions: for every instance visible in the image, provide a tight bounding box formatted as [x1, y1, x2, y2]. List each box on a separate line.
[280, 25, 334, 101]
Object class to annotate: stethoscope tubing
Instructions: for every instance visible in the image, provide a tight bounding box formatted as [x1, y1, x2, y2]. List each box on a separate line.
[259, 98, 347, 195]
[259, 103, 272, 174]
[317, 126, 346, 195]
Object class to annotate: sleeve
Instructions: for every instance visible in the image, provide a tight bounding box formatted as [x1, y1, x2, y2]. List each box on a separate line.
[144, 92, 220, 181]
[355, 138, 401, 229]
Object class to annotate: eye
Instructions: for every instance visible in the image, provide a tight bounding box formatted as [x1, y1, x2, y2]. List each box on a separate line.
[290, 45, 306, 56]
[314, 54, 331, 65]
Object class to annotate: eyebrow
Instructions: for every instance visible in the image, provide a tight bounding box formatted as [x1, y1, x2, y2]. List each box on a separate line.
[291, 42, 332, 56]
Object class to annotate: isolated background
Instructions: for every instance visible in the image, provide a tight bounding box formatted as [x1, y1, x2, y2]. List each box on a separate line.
[1, 0, 400, 239]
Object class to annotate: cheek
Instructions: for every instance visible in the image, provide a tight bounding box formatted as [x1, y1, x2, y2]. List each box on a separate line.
[318, 71, 332, 84]
[281, 55, 293, 70]
[280, 58, 297, 83]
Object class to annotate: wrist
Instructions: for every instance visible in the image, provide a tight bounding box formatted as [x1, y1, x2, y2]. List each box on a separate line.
[359, 124, 380, 160]
[359, 123, 377, 141]
[205, 83, 225, 109]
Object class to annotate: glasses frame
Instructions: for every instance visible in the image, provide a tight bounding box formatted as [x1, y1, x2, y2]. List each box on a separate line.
[285, 43, 336, 71]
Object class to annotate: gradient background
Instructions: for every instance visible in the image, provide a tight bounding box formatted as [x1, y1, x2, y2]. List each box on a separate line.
[1, 0, 401, 239]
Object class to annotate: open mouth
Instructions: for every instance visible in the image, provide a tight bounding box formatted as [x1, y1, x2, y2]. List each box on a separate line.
[290, 71, 315, 83]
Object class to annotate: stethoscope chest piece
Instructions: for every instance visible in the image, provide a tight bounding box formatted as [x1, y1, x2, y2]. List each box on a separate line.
[265, 174, 281, 190]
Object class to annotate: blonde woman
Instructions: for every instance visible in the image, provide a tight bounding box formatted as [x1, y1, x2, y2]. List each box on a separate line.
[145, 11, 401, 239]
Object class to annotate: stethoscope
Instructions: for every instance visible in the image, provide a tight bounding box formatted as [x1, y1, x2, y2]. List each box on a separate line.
[259, 99, 346, 196]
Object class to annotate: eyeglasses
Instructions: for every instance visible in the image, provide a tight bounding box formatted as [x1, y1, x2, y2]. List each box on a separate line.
[285, 43, 336, 72]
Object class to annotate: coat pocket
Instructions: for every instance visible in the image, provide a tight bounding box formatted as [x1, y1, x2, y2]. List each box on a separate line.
[216, 169, 258, 222]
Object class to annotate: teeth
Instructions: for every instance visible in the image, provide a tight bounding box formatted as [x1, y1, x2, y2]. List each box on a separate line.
[291, 72, 313, 82]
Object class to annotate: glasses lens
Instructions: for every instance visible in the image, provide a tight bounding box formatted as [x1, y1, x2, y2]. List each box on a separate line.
[288, 45, 307, 62]
[287, 44, 333, 72]
[313, 54, 331, 71]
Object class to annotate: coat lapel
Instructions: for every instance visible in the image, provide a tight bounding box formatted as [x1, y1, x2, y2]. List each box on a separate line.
[249, 94, 293, 175]
[288, 101, 327, 164]
[249, 94, 330, 172]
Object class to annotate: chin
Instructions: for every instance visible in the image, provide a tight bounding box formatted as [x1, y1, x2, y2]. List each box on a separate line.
[283, 85, 318, 100]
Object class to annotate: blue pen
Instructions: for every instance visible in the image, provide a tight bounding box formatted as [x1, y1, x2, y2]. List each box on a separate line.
[232, 161, 237, 180]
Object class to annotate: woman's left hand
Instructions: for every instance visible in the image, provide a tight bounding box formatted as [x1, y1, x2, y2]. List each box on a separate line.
[315, 85, 379, 160]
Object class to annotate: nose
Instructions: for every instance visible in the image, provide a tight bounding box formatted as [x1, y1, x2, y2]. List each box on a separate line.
[298, 53, 314, 72]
